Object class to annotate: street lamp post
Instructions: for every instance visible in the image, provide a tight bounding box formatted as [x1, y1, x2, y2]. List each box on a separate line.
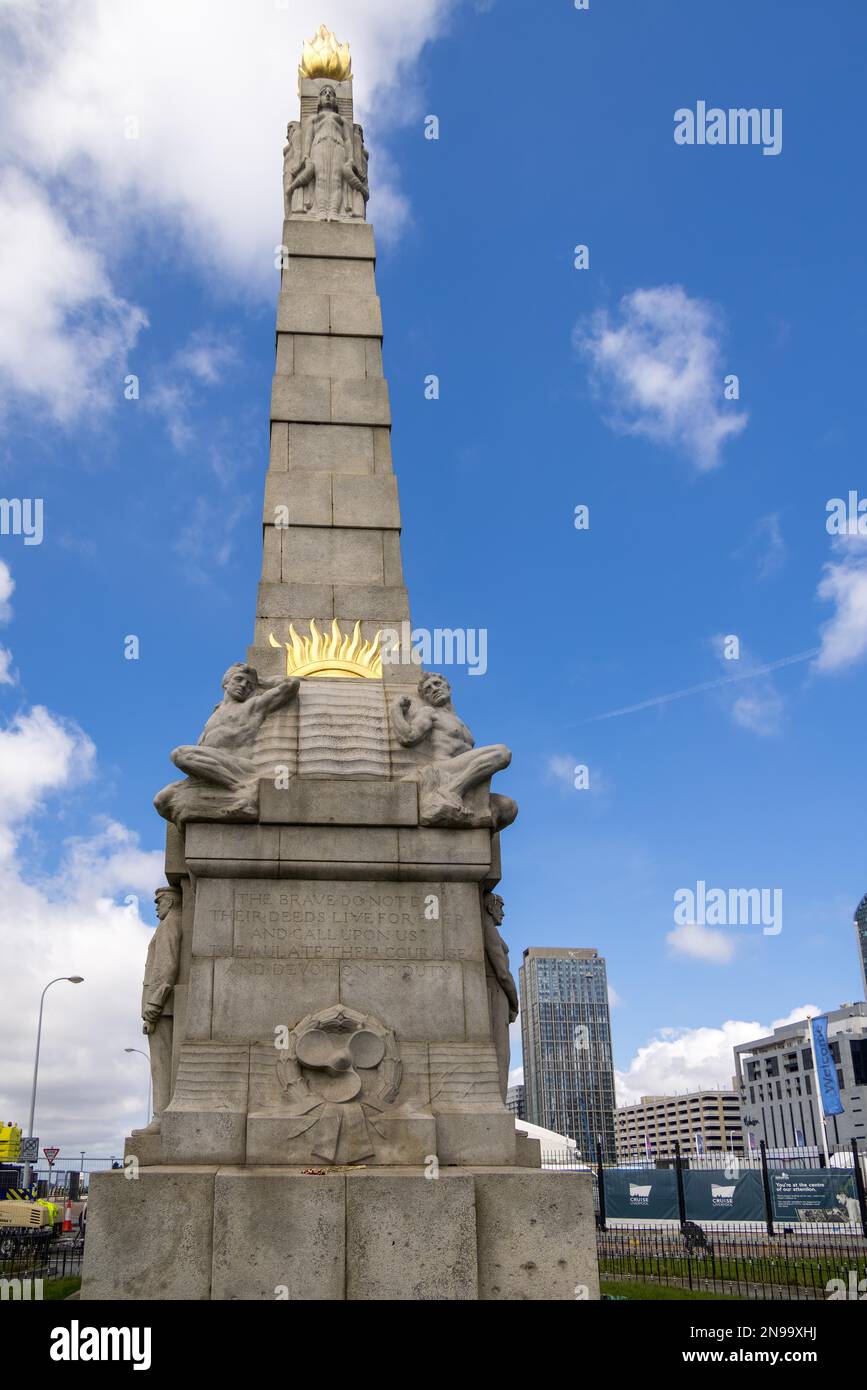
[124, 1048, 152, 1130]
[23, 975, 84, 1187]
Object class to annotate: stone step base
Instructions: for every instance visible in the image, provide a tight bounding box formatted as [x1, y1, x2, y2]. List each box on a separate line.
[81, 1165, 599, 1301]
[125, 1108, 528, 1170]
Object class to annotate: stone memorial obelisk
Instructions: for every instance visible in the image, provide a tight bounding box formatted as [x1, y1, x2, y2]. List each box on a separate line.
[82, 26, 598, 1301]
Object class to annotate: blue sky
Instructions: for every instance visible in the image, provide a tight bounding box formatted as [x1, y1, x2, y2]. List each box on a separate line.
[1, 0, 865, 1151]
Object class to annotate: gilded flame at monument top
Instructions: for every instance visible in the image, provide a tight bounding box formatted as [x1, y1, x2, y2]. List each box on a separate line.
[299, 24, 352, 81]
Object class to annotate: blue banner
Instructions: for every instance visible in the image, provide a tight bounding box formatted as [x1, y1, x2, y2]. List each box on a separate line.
[770, 1170, 856, 1223]
[811, 1015, 845, 1116]
[683, 1169, 765, 1222]
[604, 1169, 679, 1220]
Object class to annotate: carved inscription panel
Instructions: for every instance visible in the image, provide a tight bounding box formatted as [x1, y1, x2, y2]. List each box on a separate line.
[200, 879, 479, 962]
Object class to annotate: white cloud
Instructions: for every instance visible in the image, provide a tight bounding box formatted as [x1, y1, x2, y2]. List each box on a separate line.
[544, 754, 609, 800]
[0, 1, 455, 419]
[0, 699, 163, 1153]
[815, 534, 867, 674]
[0, 170, 147, 422]
[730, 688, 784, 736]
[0, 705, 95, 845]
[666, 920, 736, 964]
[0, 559, 14, 622]
[711, 634, 785, 738]
[146, 329, 240, 450]
[0, 559, 16, 684]
[616, 1006, 819, 1105]
[174, 334, 238, 388]
[575, 285, 747, 471]
[174, 491, 252, 581]
[2, 846, 163, 1155]
[608, 984, 623, 1008]
[734, 513, 785, 579]
[545, 754, 576, 790]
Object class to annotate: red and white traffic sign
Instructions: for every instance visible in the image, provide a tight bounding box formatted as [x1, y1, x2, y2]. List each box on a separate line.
[43, 1146, 60, 1164]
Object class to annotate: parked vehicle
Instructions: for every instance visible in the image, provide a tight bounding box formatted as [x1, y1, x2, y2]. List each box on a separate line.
[0, 1198, 58, 1259]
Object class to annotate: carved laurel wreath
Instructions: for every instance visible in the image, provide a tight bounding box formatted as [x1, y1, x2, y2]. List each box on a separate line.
[277, 1004, 402, 1107]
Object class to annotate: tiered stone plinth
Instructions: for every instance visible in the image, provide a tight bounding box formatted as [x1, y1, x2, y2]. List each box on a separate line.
[89, 783, 601, 1302]
[82, 1165, 599, 1301]
[129, 789, 520, 1171]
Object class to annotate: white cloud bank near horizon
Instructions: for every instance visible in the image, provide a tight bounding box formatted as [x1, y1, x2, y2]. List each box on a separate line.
[0, 628, 164, 1153]
[0, 0, 455, 423]
[615, 1005, 819, 1107]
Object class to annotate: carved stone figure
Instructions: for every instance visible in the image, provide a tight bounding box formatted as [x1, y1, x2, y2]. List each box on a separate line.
[276, 1005, 402, 1163]
[153, 663, 299, 825]
[282, 120, 304, 216]
[285, 85, 368, 221]
[349, 123, 370, 219]
[132, 887, 182, 1136]
[391, 672, 518, 829]
[482, 892, 519, 1101]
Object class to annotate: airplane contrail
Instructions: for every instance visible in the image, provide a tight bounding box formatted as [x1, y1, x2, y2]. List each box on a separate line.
[580, 647, 821, 724]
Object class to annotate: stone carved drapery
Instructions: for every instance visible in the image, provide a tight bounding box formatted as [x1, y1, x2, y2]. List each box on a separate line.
[482, 892, 519, 1102]
[283, 85, 369, 222]
[132, 886, 182, 1136]
[283, 121, 305, 215]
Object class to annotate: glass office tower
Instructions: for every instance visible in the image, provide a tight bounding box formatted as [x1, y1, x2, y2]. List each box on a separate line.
[519, 947, 616, 1160]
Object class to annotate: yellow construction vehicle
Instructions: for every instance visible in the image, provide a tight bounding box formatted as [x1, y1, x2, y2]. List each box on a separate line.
[0, 1124, 22, 1161]
[0, 1197, 58, 1259]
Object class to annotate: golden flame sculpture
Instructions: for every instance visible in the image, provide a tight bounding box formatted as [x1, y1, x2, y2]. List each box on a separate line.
[269, 619, 383, 679]
[299, 25, 352, 81]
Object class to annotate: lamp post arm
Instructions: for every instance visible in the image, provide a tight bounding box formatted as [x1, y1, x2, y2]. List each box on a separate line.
[27, 977, 67, 1139]
[24, 976, 74, 1189]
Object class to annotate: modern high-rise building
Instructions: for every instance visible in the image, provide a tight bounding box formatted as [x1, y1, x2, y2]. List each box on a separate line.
[854, 894, 867, 1001]
[614, 1090, 744, 1162]
[519, 948, 616, 1159]
[505, 1084, 525, 1119]
[733, 1003, 867, 1152]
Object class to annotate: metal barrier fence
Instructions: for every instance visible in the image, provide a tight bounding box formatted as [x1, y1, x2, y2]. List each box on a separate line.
[0, 1238, 83, 1284]
[34, 1155, 118, 1190]
[542, 1139, 867, 1237]
[2, 1155, 119, 1198]
[597, 1220, 867, 1300]
[536, 1139, 867, 1299]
